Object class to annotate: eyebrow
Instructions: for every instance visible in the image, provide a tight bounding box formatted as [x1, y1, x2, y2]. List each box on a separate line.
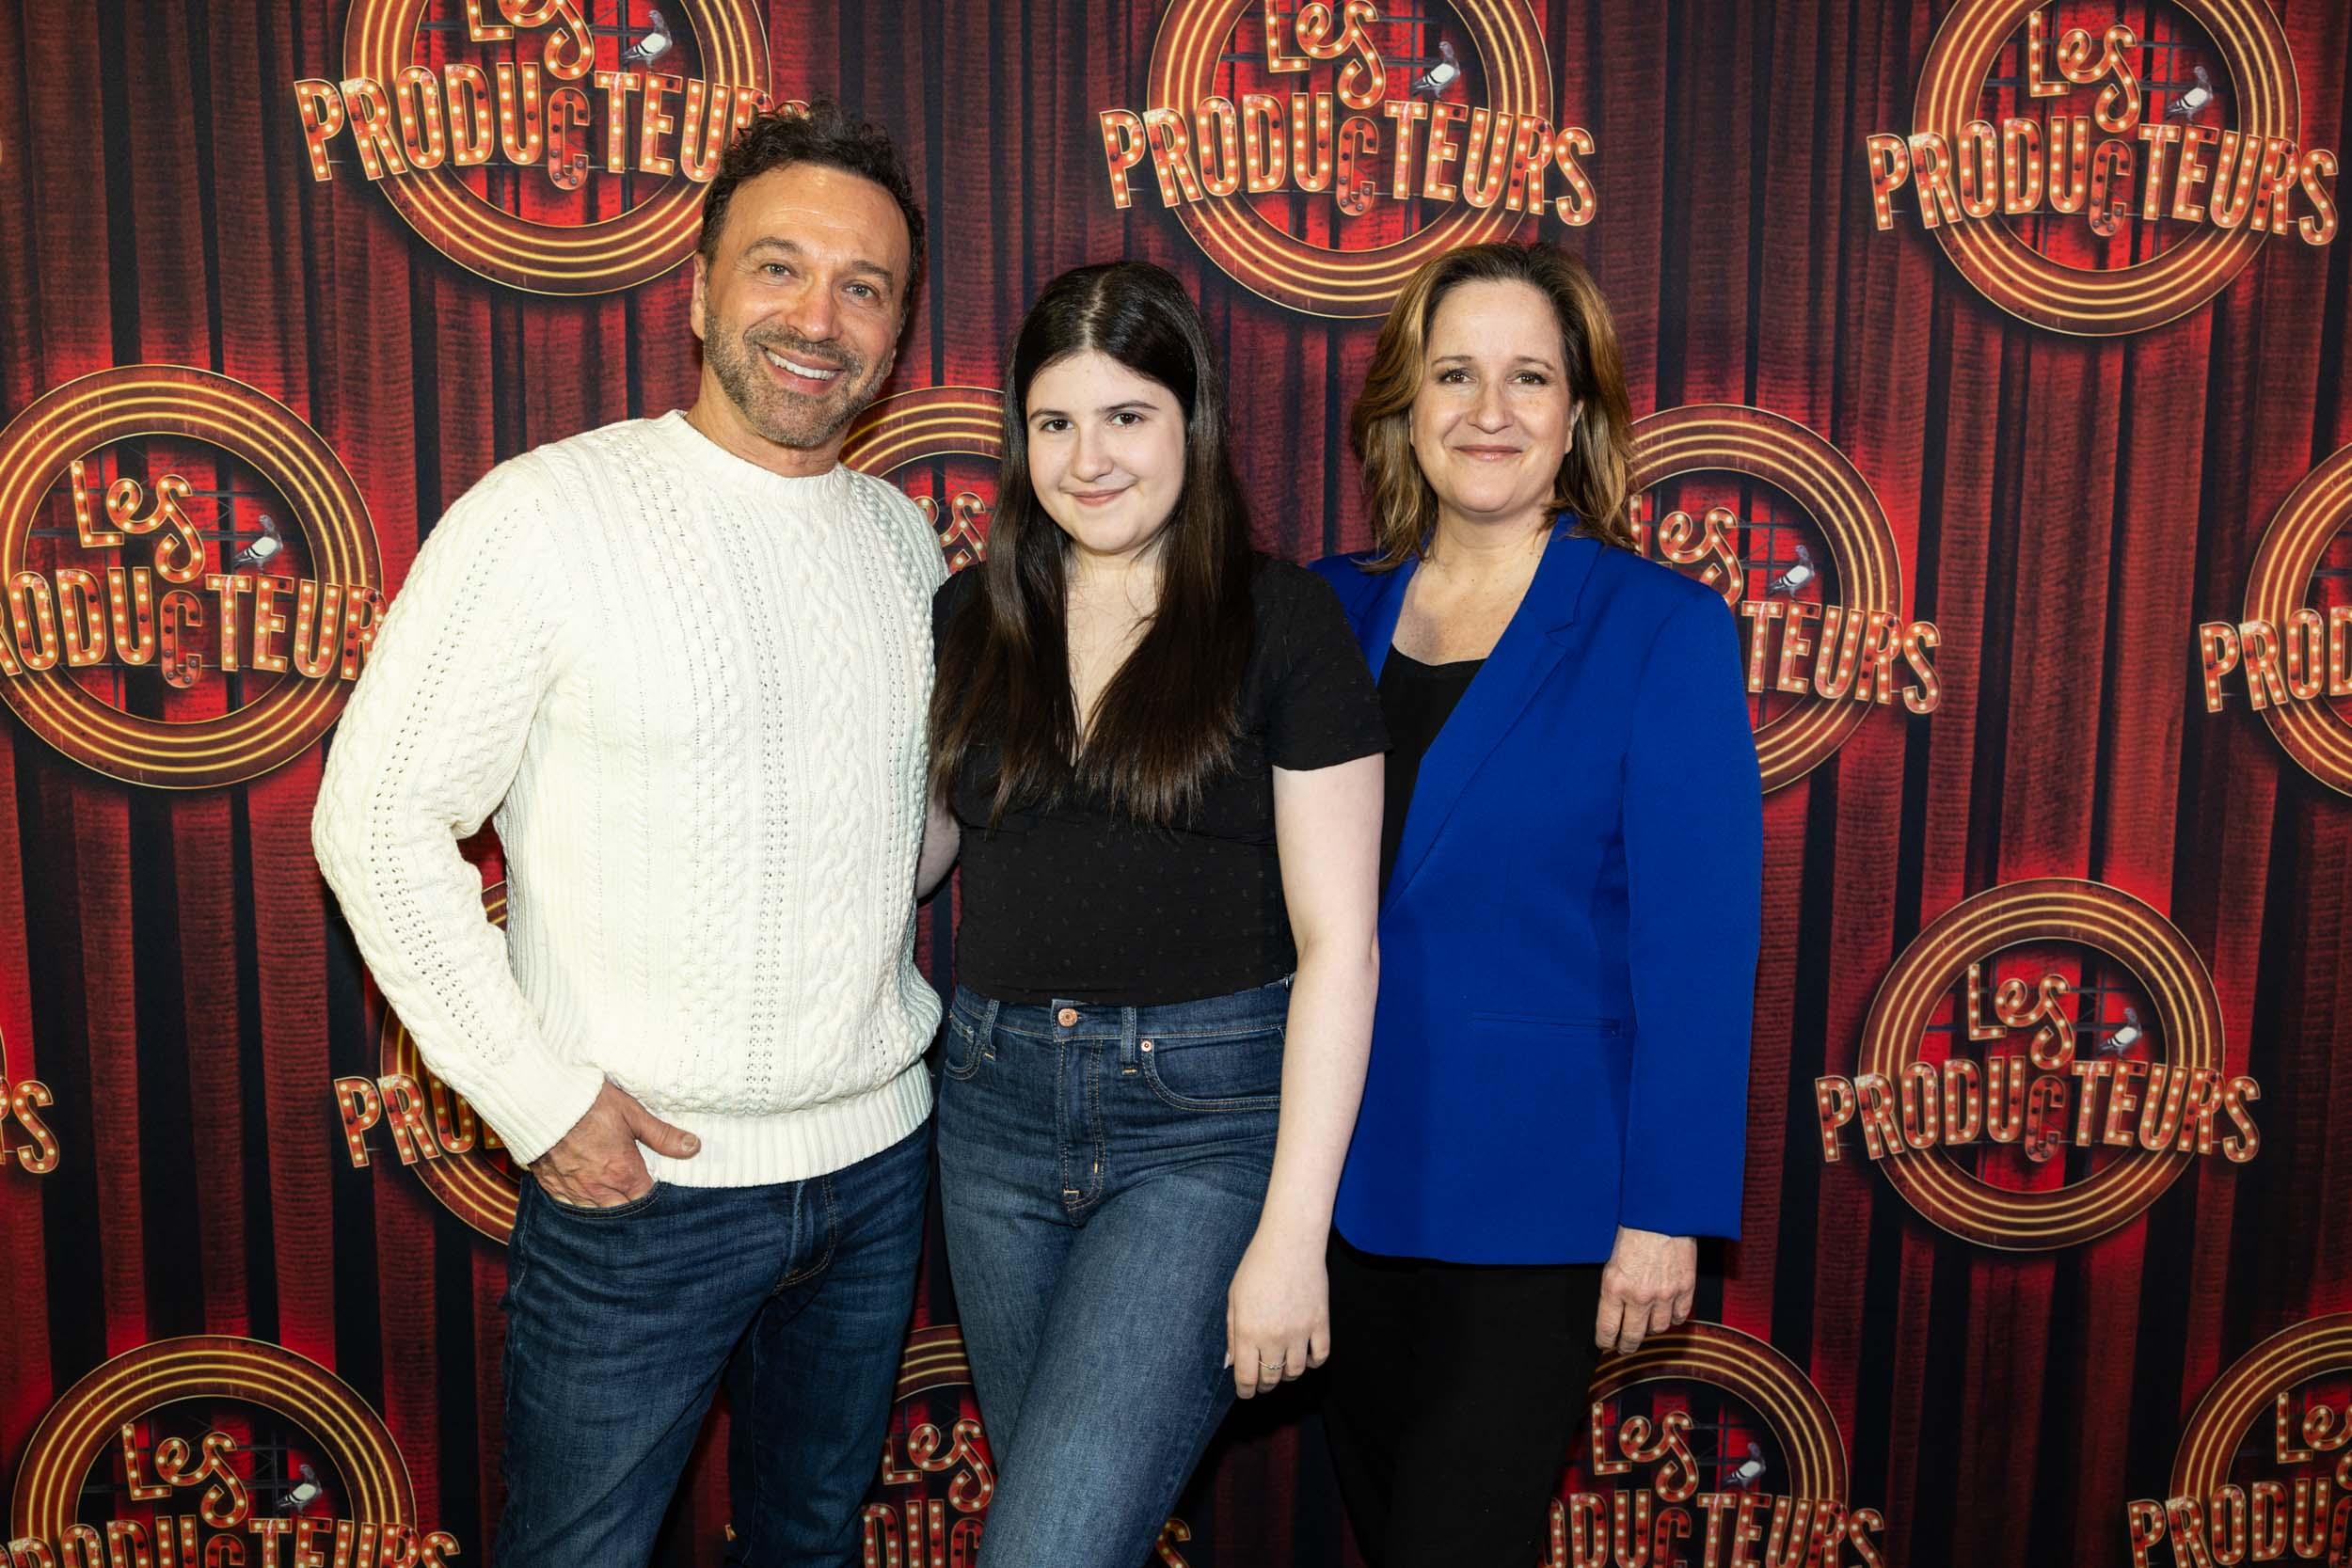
[1027, 400, 1159, 420]
[1430, 351, 1562, 369]
[741, 236, 900, 289]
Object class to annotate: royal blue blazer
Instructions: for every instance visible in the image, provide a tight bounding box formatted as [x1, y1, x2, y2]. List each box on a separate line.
[1312, 525, 1763, 1264]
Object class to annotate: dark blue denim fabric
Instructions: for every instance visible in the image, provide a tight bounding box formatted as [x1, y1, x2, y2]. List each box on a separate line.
[936, 979, 1287, 1567]
[494, 1122, 930, 1567]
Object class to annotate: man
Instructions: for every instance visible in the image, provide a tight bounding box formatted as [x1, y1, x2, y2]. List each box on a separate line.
[312, 103, 943, 1566]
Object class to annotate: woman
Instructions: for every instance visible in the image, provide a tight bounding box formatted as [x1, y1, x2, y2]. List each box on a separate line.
[1311, 242, 1763, 1566]
[918, 260, 1385, 1565]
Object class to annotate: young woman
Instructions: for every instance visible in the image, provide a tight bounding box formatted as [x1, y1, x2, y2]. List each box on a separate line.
[1310, 242, 1764, 1566]
[918, 260, 1385, 1564]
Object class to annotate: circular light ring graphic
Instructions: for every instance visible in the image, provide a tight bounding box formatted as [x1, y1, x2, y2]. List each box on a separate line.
[2170, 1313, 2352, 1499]
[2244, 440, 2352, 793]
[1856, 879, 2225, 1251]
[1147, 0, 1552, 316]
[0, 366, 383, 789]
[12, 1335, 414, 1537]
[1913, 0, 2296, 335]
[1587, 1322, 1849, 1504]
[841, 387, 1006, 476]
[380, 881, 519, 1243]
[1631, 404, 1901, 793]
[345, 0, 770, 294]
[897, 1324, 977, 1402]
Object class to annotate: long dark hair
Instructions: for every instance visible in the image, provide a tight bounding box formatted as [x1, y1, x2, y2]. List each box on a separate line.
[930, 261, 1256, 827]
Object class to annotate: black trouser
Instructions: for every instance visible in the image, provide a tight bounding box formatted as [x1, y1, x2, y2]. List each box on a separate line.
[1323, 1230, 1605, 1567]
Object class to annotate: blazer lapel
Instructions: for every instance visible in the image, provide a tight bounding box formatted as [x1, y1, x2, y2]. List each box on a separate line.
[1355, 555, 1416, 680]
[1383, 529, 1602, 913]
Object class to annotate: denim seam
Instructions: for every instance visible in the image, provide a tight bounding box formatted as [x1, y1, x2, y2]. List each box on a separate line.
[493, 1194, 532, 1558]
[1085, 1034, 1108, 1210]
[1134, 1022, 1288, 1043]
[988, 1019, 1282, 1044]
[1147, 1363, 1244, 1551]
[739, 1300, 773, 1555]
[1137, 1069, 1283, 1116]
[776, 1175, 839, 1289]
[990, 1021, 1119, 1042]
[1053, 1038, 1072, 1208]
[503, 1183, 536, 1299]
[944, 1013, 986, 1080]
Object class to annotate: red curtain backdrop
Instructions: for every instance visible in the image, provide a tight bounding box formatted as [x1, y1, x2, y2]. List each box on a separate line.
[1, 2, 2347, 1565]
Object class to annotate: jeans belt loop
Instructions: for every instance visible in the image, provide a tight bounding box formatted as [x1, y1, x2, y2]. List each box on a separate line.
[1117, 1006, 1141, 1069]
[977, 995, 1000, 1046]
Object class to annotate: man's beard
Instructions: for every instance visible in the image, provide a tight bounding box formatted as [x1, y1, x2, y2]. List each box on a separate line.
[707, 327, 888, 452]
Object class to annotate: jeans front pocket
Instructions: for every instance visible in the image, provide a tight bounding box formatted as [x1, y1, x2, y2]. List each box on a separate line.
[534, 1179, 662, 1220]
[943, 1008, 992, 1081]
[1139, 1022, 1285, 1113]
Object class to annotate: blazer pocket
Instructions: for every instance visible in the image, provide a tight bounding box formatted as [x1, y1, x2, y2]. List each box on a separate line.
[1463, 1016, 1630, 1169]
[1470, 1012, 1623, 1036]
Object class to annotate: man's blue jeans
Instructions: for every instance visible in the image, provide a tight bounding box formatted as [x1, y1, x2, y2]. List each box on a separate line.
[493, 1122, 930, 1567]
[936, 980, 1286, 1567]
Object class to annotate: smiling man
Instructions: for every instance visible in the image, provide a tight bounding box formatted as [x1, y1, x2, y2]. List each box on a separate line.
[311, 103, 944, 1567]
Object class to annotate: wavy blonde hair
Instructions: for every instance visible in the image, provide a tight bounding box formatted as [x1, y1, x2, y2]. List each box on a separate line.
[1351, 242, 1637, 569]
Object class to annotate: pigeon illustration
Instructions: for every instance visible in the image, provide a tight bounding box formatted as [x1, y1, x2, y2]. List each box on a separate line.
[622, 7, 673, 67]
[1413, 39, 1460, 99]
[283, 1463, 321, 1516]
[1728, 1443, 1767, 1492]
[2166, 66, 2214, 122]
[2097, 1007, 2143, 1058]
[234, 513, 284, 572]
[1768, 543, 1815, 596]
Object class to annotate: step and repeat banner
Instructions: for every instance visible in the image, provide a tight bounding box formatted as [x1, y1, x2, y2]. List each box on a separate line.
[0, 1, 2348, 1564]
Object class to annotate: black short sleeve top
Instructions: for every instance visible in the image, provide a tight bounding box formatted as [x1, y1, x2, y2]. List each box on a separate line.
[1376, 647, 1484, 897]
[933, 558, 1388, 1006]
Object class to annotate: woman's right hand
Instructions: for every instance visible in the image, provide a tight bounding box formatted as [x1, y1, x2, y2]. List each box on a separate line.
[1593, 1225, 1695, 1354]
[1224, 1218, 1331, 1399]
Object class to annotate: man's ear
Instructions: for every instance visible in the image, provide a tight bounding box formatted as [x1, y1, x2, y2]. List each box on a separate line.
[690, 252, 710, 343]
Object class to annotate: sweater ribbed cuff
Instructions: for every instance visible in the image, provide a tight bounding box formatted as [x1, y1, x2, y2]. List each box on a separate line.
[463, 1053, 608, 1168]
[639, 1060, 934, 1187]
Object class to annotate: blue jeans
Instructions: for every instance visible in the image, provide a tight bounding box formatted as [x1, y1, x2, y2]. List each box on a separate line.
[494, 1122, 930, 1567]
[936, 980, 1287, 1567]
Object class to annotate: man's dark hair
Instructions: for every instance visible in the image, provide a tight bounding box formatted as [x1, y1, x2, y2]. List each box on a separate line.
[696, 99, 927, 305]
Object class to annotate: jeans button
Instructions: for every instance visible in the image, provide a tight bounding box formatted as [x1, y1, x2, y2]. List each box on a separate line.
[1057, 1006, 1079, 1027]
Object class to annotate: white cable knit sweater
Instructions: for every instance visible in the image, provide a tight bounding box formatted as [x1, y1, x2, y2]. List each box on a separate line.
[313, 410, 946, 1184]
